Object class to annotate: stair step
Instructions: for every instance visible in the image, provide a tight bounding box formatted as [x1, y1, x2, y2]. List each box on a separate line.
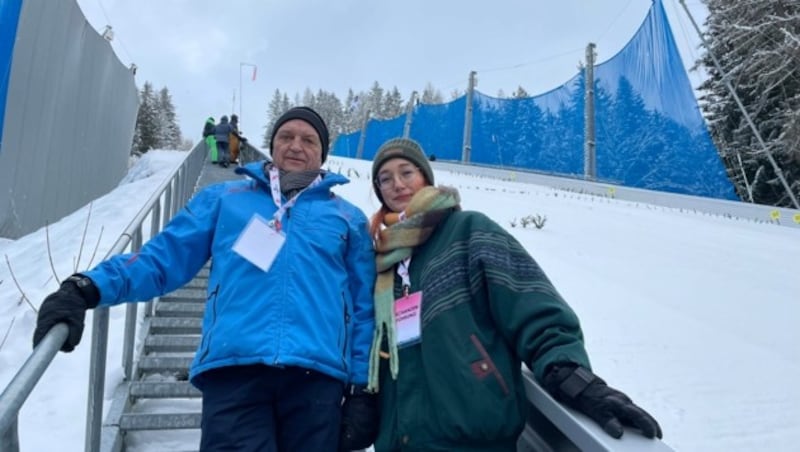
[119, 413, 201, 431]
[130, 381, 201, 399]
[144, 335, 201, 353]
[155, 302, 205, 318]
[183, 278, 207, 289]
[149, 317, 202, 335]
[139, 356, 193, 373]
[161, 288, 207, 302]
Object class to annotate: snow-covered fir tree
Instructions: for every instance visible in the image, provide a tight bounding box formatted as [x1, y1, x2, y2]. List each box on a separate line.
[384, 87, 405, 119]
[421, 82, 444, 104]
[132, 82, 158, 154]
[698, 0, 800, 207]
[132, 82, 185, 154]
[157, 87, 183, 149]
[264, 89, 291, 147]
[314, 89, 345, 143]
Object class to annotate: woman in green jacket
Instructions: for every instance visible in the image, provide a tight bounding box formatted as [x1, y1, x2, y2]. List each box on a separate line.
[365, 137, 662, 451]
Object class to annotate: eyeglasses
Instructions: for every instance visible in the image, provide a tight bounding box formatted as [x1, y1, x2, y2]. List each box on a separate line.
[376, 167, 421, 190]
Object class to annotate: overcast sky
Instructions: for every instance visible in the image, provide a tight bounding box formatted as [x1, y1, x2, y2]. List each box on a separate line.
[74, 0, 710, 144]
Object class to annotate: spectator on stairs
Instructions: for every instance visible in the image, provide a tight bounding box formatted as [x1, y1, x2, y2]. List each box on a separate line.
[228, 114, 246, 165]
[202, 116, 218, 163]
[213, 115, 232, 168]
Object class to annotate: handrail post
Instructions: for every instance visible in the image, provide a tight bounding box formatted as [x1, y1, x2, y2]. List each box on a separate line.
[164, 184, 173, 222]
[85, 308, 110, 452]
[121, 227, 143, 380]
[0, 416, 20, 452]
[145, 200, 163, 317]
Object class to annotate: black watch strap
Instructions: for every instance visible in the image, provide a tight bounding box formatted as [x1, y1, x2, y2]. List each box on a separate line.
[559, 366, 597, 399]
[66, 274, 92, 289]
[65, 274, 100, 308]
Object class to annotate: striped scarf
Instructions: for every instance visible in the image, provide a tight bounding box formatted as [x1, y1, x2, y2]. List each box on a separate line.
[367, 185, 461, 392]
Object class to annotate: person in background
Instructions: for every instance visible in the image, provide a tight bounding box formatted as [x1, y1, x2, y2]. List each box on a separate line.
[364, 137, 662, 451]
[214, 115, 232, 167]
[33, 106, 378, 452]
[228, 114, 245, 165]
[202, 116, 218, 163]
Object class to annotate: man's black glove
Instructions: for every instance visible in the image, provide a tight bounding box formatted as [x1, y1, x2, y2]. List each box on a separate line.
[338, 385, 379, 451]
[33, 274, 100, 352]
[543, 363, 662, 440]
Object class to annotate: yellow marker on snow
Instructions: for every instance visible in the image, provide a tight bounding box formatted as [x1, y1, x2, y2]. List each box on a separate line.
[607, 187, 616, 197]
[793, 213, 800, 224]
[770, 210, 781, 221]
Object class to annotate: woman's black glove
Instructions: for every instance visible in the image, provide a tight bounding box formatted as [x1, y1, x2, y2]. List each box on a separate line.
[33, 274, 100, 352]
[338, 385, 379, 451]
[543, 363, 662, 439]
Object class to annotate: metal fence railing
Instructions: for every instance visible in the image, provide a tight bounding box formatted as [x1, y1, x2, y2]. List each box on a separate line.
[0, 142, 206, 452]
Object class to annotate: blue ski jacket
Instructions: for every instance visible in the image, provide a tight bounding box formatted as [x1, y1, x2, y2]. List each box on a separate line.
[85, 161, 376, 386]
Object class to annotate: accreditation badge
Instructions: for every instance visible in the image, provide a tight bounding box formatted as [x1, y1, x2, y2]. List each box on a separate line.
[394, 291, 422, 347]
[232, 214, 285, 272]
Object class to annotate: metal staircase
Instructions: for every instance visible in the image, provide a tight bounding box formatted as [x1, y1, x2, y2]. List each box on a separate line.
[101, 268, 208, 451]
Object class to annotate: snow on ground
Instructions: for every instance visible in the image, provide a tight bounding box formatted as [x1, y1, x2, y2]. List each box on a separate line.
[1, 151, 799, 451]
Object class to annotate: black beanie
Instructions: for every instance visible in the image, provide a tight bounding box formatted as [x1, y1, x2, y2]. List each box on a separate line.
[269, 106, 330, 163]
[371, 138, 434, 205]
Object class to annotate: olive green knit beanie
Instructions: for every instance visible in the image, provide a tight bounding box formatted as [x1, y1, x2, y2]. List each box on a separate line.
[371, 138, 434, 205]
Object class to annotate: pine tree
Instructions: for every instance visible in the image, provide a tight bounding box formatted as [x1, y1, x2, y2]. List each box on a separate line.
[367, 81, 385, 118]
[512, 86, 529, 98]
[420, 82, 443, 104]
[130, 82, 187, 153]
[132, 82, 159, 154]
[157, 87, 182, 149]
[699, 0, 800, 207]
[314, 89, 344, 144]
[343, 89, 362, 133]
[264, 89, 292, 147]
[383, 87, 404, 119]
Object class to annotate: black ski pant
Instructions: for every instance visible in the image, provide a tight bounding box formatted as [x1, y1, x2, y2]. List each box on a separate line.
[196, 364, 344, 451]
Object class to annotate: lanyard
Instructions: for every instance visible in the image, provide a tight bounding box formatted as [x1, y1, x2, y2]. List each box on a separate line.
[267, 166, 322, 231]
[394, 210, 412, 295]
[397, 258, 412, 296]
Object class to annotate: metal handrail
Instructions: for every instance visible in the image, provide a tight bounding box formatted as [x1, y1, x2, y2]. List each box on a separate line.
[0, 324, 68, 451]
[0, 143, 207, 452]
[519, 367, 675, 451]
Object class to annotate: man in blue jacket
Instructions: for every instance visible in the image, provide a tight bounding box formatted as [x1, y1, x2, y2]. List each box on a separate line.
[33, 107, 379, 451]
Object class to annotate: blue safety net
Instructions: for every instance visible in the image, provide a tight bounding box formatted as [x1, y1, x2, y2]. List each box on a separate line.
[330, 0, 737, 200]
[0, 0, 23, 154]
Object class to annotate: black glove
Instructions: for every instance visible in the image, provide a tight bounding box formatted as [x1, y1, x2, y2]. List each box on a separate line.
[543, 363, 662, 439]
[33, 274, 100, 352]
[338, 385, 379, 451]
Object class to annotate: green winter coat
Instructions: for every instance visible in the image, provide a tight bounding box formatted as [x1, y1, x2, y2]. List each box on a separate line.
[373, 210, 590, 452]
